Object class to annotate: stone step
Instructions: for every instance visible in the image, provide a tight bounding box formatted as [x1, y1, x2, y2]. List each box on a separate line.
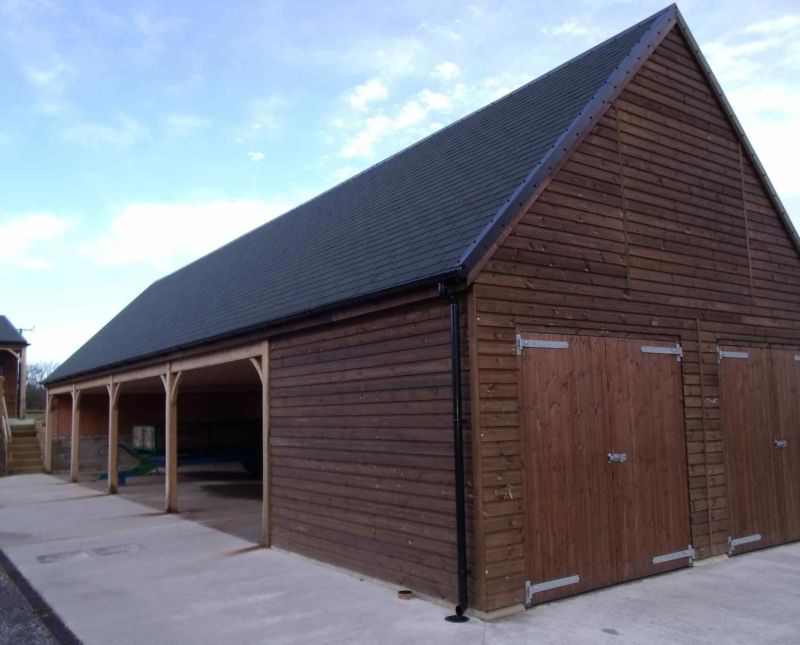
[10, 438, 39, 447]
[9, 450, 40, 458]
[11, 446, 40, 455]
[9, 448, 41, 456]
[9, 420, 36, 430]
[10, 430, 37, 439]
[9, 457, 42, 467]
[9, 467, 44, 475]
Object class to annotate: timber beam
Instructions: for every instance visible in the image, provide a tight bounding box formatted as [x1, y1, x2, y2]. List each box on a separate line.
[46, 342, 263, 395]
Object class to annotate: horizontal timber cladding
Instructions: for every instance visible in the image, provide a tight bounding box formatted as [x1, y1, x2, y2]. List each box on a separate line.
[269, 296, 474, 604]
[471, 25, 800, 611]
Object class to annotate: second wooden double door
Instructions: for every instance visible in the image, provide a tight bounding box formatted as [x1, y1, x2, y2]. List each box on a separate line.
[520, 334, 692, 604]
[720, 347, 800, 554]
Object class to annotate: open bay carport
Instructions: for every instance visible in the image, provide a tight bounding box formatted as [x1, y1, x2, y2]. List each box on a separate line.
[44, 343, 270, 544]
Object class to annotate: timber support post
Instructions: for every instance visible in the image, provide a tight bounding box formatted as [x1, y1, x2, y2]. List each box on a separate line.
[161, 366, 182, 512]
[249, 340, 271, 547]
[106, 378, 121, 494]
[18, 346, 27, 419]
[44, 393, 55, 473]
[70, 386, 82, 482]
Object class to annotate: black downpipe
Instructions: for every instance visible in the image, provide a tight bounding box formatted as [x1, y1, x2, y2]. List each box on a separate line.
[439, 282, 469, 623]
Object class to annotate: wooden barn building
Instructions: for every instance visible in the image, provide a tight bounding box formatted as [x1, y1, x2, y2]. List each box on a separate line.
[45, 5, 800, 618]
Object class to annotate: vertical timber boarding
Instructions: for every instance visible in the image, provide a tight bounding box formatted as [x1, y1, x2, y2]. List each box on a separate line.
[471, 25, 800, 611]
[721, 348, 800, 553]
[519, 334, 690, 604]
[773, 350, 800, 544]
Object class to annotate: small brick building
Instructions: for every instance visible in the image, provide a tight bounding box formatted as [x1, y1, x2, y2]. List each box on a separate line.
[0, 315, 28, 419]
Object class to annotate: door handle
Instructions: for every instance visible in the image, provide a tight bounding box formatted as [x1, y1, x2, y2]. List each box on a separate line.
[608, 452, 627, 463]
[774, 440, 788, 449]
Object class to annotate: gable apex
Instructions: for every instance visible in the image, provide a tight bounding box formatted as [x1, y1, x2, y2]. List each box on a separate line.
[460, 4, 680, 280]
[670, 10, 800, 256]
[463, 4, 799, 282]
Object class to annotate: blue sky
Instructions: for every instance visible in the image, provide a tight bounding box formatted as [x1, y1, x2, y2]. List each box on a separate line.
[2, 0, 799, 365]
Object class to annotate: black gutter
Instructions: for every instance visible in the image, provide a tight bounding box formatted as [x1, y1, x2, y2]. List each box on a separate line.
[438, 281, 469, 623]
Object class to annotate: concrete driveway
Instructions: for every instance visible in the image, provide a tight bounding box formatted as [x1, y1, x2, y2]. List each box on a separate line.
[0, 474, 798, 644]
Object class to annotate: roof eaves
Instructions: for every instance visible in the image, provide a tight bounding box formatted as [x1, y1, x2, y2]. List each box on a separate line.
[0, 339, 28, 348]
[672, 7, 800, 256]
[43, 266, 464, 387]
[457, 4, 679, 279]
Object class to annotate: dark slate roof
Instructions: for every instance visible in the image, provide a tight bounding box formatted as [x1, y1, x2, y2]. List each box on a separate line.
[49, 6, 672, 383]
[0, 316, 27, 346]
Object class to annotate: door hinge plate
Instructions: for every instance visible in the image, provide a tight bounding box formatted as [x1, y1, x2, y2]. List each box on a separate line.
[515, 335, 570, 355]
[774, 439, 788, 449]
[718, 349, 749, 361]
[525, 575, 580, 605]
[641, 344, 683, 361]
[652, 545, 695, 565]
[607, 452, 627, 463]
[728, 533, 762, 554]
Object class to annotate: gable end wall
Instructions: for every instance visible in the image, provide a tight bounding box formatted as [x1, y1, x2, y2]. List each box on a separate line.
[471, 25, 800, 611]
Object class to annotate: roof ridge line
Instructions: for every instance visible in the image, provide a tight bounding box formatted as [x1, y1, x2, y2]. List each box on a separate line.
[457, 3, 678, 278]
[109, 6, 681, 292]
[311, 4, 676, 196]
[197, 4, 679, 269]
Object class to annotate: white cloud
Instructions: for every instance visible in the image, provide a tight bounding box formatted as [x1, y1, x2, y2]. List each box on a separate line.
[247, 151, 265, 162]
[702, 19, 800, 206]
[250, 96, 283, 130]
[84, 200, 290, 270]
[0, 213, 70, 271]
[237, 96, 284, 143]
[130, 10, 185, 62]
[359, 38, 423, 77]
[61, 115, 148, 148]
[20, 55, 74, 115]
[347, 78, 389, 111]
[541, 19, 589, 37]
[418, 21, 462, 43]
[161, 113, 211, 136]
[727, 83, 800, 200]
[22, 58, 71, 92]
[341, 88, 452, 158]
[745, 15, 800, 35]
[418, 88, 450, 111]
[431, 61, 461, 80]
[334, 166, 355, 181]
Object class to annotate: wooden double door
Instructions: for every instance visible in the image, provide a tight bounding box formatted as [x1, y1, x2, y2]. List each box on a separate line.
[520, 334, 691, 604]
[720, 347, 800, 554]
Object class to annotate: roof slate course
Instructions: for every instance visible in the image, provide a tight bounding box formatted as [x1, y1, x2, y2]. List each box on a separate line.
[49, 7, 669, 383]
[0, 316, 27, 346]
